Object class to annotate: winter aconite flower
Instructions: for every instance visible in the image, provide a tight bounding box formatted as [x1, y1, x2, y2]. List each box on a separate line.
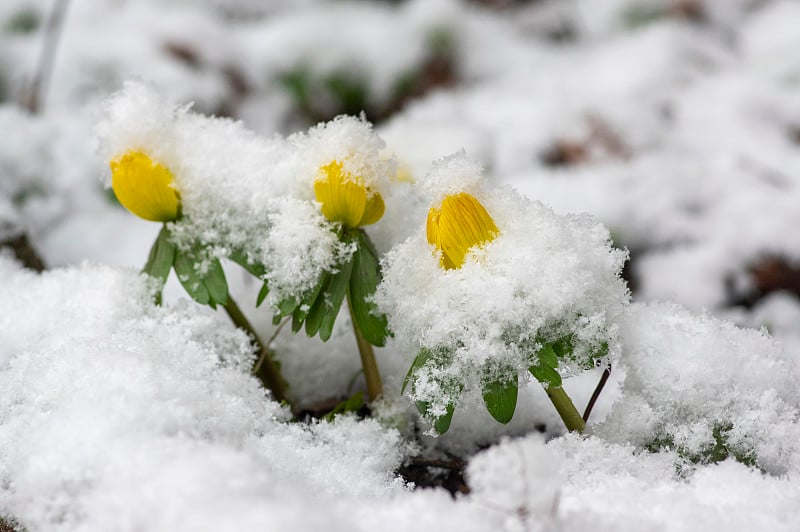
[110, 151, 180, 222]
[314, 161, 385, 229]
[426, 192, 499, 270]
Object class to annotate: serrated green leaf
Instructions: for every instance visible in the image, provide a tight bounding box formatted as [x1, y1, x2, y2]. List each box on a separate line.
[256, 281, 269, 307]
[402, 349, 432, 395]
[228, 248, 266, 278]
[318, 258, 353, 341]
[173, 250, 210, 305]
[142, 225, 176, 304]
[348, 231, 389, 346]
[416, 400, 455, 435]
[482, 373, 518, 424]
[203, 257, 228, 306]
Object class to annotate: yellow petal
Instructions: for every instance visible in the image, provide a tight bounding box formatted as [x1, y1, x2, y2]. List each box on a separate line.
[111, 151, 180, 222]
[426, 192, 499, 270]
[358, 191, 385, 227]
[315, 161, 384, 229]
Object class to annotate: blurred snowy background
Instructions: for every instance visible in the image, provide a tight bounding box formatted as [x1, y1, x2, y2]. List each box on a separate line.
[2, 0, 800, 530]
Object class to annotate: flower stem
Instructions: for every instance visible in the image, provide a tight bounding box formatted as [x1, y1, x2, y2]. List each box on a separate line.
[346, 291, 383, 402]
[545, 385, 586, 433]
[223, 296, 291, 408]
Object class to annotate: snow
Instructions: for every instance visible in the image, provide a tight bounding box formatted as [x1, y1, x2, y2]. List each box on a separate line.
[0, 256, 407, 531]
[3, 0, 800, 530]
[596, 301, 800, 473]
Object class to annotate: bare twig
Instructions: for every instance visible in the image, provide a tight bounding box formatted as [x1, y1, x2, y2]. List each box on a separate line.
[22, 0, 71, 113]
[222, 297, 291, 407]
[583, 364, 612, 423]
[263, 316, 290, 353]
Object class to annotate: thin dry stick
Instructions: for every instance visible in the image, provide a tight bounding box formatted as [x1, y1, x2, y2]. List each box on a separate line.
[222, 297, 290, 407]
[22, 0, 71, 113]
[255, 317, 290, 372]
[582, 364, 612, 423]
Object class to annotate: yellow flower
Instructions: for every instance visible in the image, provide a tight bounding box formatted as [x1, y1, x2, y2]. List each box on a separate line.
[314, 161, 385, 229]
[110, 151, 181, 222]
[426, 192, 499, 270]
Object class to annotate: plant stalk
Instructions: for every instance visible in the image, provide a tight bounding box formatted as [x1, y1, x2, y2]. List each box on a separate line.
[346, 292, 383, 402]
[545, 385, 586, 433]
[23, 0, 71, 113]
[583, 364, 612, 423]
[223, 296, 291, 408]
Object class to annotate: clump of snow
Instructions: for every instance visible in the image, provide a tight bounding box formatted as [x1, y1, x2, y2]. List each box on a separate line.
[377, 153, 629, 418]
[550, 434, 800, 532]
[0, 256, 408, 531]
[259, 196, 349, 303]
[595, 301, 800, 473]
[467, 434, 563, 523]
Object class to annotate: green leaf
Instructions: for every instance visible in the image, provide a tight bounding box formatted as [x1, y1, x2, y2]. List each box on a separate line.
[173, 245, 229, 309]
[291, 312, 304, 334]
[348, 231, 389, 346]
[318, 259, 354, 341]
[323, 391, 365, 422]
[529, 343, 562, 387]
[402, 349, 432, 395]
[256, 281, 269, 307]
[228, 248, 266, 278]
[304, 280, 328, 338]
[551, 336, 574, 358]
[529, 364, 562, 387]
[538, 343, 559, 368]
[482, 373, 518, 424]
[592, 342, 609, 360]
[142, 225, 176, 304]
[415, 401, 455, 435]
[277, 296, 299, 317]
[292, 274, 328, 333]
[203, 257, 229, 307]
[173, 249, 210, 306]
[305, 265, 351, 340]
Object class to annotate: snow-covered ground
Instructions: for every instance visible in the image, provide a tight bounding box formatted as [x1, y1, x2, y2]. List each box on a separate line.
[2, 0, 800, 530]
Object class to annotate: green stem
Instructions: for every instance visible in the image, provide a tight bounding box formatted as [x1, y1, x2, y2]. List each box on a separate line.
[346, 291, 383, 402]
[223, 296, 291, 408]
[545, 385, 586, 433]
